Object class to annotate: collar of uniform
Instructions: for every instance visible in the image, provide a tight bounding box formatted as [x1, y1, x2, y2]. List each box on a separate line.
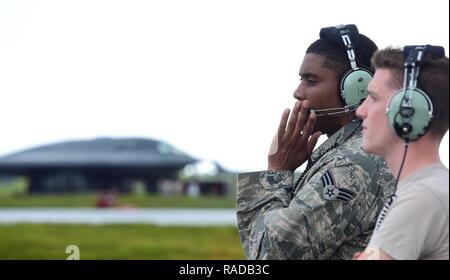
[310, 119, 362, 163]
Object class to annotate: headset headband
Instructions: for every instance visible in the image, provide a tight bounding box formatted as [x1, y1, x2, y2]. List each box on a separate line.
[319, 24, 360, 48]
[401, 45, 445, 109]
[320, 24, 361, 70]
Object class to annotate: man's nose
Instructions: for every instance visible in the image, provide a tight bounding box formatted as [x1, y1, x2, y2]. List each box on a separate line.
[293, 84, 305, 101]
[356, 100, 367, 119]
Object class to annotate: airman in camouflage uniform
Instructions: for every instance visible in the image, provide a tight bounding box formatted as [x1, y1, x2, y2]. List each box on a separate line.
[236, 25, 396, 259]
[237, 120, 395, 259]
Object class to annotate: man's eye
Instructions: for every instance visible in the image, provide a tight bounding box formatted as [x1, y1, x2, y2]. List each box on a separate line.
[300, 78, 316, 85]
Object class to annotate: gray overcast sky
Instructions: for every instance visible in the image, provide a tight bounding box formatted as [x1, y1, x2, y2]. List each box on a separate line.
[0, 0, 448, 172]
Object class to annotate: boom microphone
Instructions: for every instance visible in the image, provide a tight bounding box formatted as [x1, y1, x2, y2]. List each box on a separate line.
[310, 103, 360, 117]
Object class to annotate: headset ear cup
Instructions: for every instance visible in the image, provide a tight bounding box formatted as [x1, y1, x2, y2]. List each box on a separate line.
[386, 89, 434, 141]
[340, 68, 373, 107]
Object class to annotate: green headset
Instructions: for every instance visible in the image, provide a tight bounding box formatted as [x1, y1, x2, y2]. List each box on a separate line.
[385, 45, 441, 142]
[319, 24, 373, 114]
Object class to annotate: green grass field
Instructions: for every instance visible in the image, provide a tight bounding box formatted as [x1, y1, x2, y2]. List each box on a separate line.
[0, 224, 245, 260]
[0, 178, 243, 260]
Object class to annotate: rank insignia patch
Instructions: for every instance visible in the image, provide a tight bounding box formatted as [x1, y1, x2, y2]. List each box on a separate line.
[321, 170, 356, 203]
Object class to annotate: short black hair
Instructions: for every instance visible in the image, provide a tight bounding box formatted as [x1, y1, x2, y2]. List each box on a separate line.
[306, 34, 378, 80]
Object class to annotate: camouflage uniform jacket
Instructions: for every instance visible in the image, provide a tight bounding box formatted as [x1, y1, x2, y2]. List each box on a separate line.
[236, 119, 395, 259]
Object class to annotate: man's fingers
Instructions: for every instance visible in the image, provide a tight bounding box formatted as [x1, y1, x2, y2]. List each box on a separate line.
[285, 101, 301, 137]
[302, 109, 317, 139]
[293, 101, 309, 137]
[278, 108, 290, 137]
[268, 132, 279, 156]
